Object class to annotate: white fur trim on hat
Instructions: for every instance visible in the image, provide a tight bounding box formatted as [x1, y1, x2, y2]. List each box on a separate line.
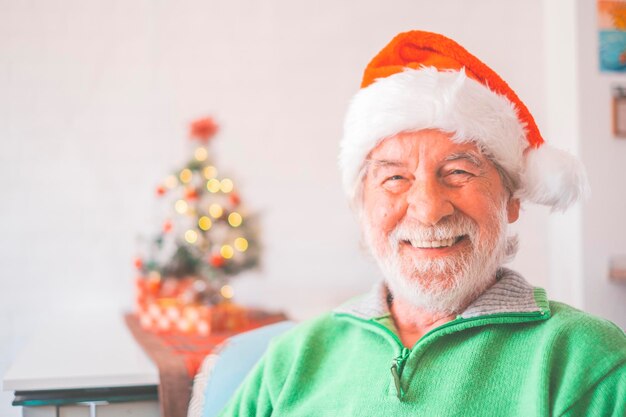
[339, 67, 588, 211]
[519, 144, 590, 211]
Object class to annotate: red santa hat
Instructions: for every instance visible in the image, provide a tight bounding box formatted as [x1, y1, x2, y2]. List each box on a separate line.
[339, 30, 588, 211]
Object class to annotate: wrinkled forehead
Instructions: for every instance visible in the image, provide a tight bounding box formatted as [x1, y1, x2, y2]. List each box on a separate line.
[365, 129, 488, 167]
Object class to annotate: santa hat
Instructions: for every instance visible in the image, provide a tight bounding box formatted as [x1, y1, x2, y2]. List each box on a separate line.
[339, 30, 588, 211]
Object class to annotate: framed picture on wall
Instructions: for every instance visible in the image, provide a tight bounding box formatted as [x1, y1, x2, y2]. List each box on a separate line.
[612, 86, 626, 137]
[609, 254, 626, 282]
[598, 0, 626, 72]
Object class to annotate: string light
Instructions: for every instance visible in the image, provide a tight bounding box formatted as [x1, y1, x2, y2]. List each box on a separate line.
[185, 230, 198, 244]
[166, 306, 180, 320]
[203, 166, 217, 179]
[139, 314, 153, 329]
[206, 178, 220, 193]
[220, 244, 234, 259]
[234, 237, 249, 252]
[220, 178, 234, 193]
[194, 147, 208, 161]
[209, 204, 223, 218]
[175, 199, 188, 214]
[179, 168, 193, 184]
[228, 212, 242, 227]
[157, 316, 171, 331]
[148, 304, 160, 317]
[177, 318, 191, 332]
[197, 320, 209, 336]
[220, 285, 234, 299]
[164, 175, 178, 189]
[198, 216, 212, 231]
[184, 307, 200, 321]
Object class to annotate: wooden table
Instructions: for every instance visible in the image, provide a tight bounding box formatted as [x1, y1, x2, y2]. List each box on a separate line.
[125, 309, 287, 417]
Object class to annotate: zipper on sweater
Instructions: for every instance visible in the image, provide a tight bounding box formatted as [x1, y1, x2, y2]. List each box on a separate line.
[390, 347, 410, 399]
[335, 311, 548, 401]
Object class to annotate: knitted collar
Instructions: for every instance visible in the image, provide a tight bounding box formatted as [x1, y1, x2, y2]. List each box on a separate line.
[333, 268, 550, 320]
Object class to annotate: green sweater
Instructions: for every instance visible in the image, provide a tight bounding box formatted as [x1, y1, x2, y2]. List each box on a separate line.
[219, 269, 626, 416]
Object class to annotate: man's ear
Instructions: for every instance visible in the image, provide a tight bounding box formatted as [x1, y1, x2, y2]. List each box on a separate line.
[506, 197, 520, 223]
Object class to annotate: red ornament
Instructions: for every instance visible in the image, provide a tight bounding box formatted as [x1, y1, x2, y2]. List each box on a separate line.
[134, 257, 143, 270]
[229, 192, 241, 207]
[190, 117, 219, 143]
[163, 220, 173, 233]
[209, 254, 225, 268]
[185, 187, 199, 200]
[135, 277, 145, 290]
[156, 186, 166, 196]
[146, 277, 161, 294]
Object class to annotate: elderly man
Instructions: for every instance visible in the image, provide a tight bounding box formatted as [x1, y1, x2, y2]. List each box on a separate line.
[219, 31, 626, 416]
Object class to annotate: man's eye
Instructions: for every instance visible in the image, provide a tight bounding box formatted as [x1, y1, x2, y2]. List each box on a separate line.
[447, 167, 477, 177]
[450, 169, 469, 175]
[443, 168, 475, 186]
[382, 175, 410, 192]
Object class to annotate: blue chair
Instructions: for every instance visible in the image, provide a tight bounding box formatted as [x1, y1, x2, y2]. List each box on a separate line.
[187, 321, 296, 417]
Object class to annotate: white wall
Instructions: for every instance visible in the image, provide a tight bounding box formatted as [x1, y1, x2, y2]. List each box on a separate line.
[542, 0, 626, 328]
[543, 0, 585, 309]
[577, 0, 626, 327]
[1, 1, 552, 415]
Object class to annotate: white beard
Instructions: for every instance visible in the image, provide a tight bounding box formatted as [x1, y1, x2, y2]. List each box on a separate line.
[364, 202, 509, 314]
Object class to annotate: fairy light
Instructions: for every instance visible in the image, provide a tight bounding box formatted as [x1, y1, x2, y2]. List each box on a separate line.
[175, 199, 188, 214]
[203, 166, 217, 179]
[148, 304, 160, 317]
[166, 306, 180, 320]
[209, 204, 223, 218]
[194, 147, 208, 161]
[179, 168, 193, 184]
[197, 320, 209, 336]
[220, 285, 234, 299]
[234, 237, 249, 252]
[185, 230, 198, 244]
[184, 307, 200, 321]
[157, 316, 171, 331]
[206, 178, 221, 193]
[177, 318, 192, 332]
[139, 314, 153, 329]
[164, 175, 178, 189]
[228, 212, 242, 227]
[220, 244, 234, 259]
[220, 178, 234, 193]
[198, 216, 212, 231]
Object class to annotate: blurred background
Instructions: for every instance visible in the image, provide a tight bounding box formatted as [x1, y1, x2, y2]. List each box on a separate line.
[1, 0, 625, 415]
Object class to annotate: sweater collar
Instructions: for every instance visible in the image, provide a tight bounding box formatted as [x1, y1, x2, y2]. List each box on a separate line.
[333, 268, 550, 320]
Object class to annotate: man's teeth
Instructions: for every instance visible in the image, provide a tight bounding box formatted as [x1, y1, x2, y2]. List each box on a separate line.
[408, 237, 457, 248]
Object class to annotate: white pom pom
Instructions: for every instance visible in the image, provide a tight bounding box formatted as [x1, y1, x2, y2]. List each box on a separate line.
[519, 145, 590, 211]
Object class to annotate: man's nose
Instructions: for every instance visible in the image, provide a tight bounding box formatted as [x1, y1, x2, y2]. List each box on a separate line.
[405, 176, 454, 225]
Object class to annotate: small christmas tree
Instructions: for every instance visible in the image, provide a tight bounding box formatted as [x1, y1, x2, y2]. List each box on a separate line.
[134, 117, 260, 334]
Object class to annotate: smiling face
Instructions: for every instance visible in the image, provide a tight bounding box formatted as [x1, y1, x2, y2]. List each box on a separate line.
[361, 129, 520, 313]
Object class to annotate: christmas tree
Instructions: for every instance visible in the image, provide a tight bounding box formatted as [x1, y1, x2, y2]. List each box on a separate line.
[135, 117, 260, 333]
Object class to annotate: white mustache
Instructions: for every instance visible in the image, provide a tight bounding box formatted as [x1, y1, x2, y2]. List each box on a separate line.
[390, 215, 478, 244]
